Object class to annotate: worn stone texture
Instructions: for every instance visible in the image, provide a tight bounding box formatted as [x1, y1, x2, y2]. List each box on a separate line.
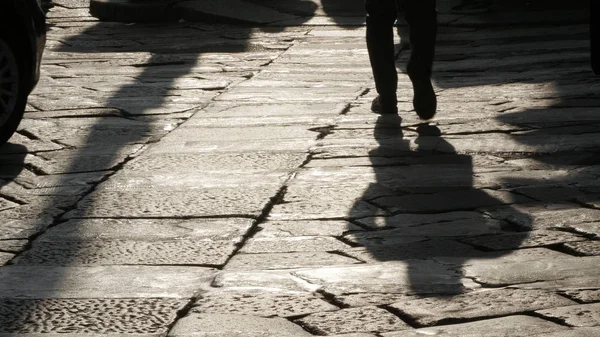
[240, 236, 351, 253]
[256, 220, 362, 237]
[293, 261, 467, 296]
[33, 218, 254, 241]
[334, 293, 414, 307]
[461, 230, 585, 250]
[225, 251, 360, 270]
[563, 289, 600, 303]
[355, 211, 488, 230]
[4, 3, 600, 336]
[168, 314, 312, 337]
[0, 240, 29, 254]
[330, 332, 375, 337]
[372, 189, 531, 214]
[124, 152, 308, 174]
[540, 328, 600, 337]
[564, 241, 600, 256]
[464, 256, 600, 287]
[0, 252, 13, 265]
[483, 203, 600, 231]
[0, 298, 185, 334]
[342, 238, 482, 263]
[15, 238, 238, 266]
[295, 306, 411, 335]
[212, 271, 315, 293]
[0, 266, 214, 298]
[191, 291, 338, 317]
[268, 199, 384, 220]
[66, 187, 279, 218]
[381, 316, 566, 337]
[389, 288, 576, 326]
[537, 303, 600, 327]
[344, 217, 506, 244]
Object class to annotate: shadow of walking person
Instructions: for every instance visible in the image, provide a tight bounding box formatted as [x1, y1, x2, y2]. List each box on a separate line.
[343, 116, 532, 298]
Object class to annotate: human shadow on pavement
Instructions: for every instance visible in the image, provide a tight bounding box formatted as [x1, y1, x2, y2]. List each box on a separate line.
[344, 0, 598, 299]
[427, 1, 600, 203]
[346, 116, 531, 296]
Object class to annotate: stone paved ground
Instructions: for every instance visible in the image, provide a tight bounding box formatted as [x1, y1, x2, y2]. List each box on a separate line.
[1, 0, 600, 336]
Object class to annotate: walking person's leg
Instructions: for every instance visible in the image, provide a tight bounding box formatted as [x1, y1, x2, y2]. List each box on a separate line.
[366, 0, 399, 114]
[592, 0, 600, 74]
[404, 0, 438, 119]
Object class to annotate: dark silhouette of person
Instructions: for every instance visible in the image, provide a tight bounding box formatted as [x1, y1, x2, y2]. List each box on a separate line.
[366, 0, 437, 119]
[347, 118, 531, 297]
[592, 0, 600, 74]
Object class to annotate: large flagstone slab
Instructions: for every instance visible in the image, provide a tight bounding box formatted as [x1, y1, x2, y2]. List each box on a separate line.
[482, 203, 600, 231]
[388, 288, 575, 326]
[256, 220, 362, 237]
[381, 315, 566, 337]
[191, 290, 337, 318]
[464, 256, 600, 287]
[0, 298, 186, 334]
[67, 186, 280, 218]
[373, 189, 530, 213]
[293, 261, 468, 296]
[0, 266, 214, 298]
[225, 251, 360, 270]
[168, 314, 312, 337]
[537, 303, 600, 327]
[123, 152, 308, 174]
[294, 306, 410, 335]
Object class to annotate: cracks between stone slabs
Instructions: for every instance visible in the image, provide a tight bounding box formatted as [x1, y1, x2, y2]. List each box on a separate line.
[219, 185, 289, 269]
[163, 295, 199, 337]
[574, 199, 600, 211]
[528, 311, 577, 329]
[558, 289, 600, 305]
[308, 125, 335, 140]
[0, 193, 26, 206]
[3, 147, 148, 266]
[15, 129, 41, 142]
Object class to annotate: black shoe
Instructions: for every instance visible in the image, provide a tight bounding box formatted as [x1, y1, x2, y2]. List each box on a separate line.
[371, 95, 398, 115]
[410, 75, 437, 120]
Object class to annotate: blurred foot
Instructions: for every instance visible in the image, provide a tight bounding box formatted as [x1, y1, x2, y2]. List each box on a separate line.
[409, 75, 437, 120]
[371, 95, 398, 115]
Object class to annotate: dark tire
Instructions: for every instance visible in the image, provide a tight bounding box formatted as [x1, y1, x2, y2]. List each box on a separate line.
[0, 37, 27, 146]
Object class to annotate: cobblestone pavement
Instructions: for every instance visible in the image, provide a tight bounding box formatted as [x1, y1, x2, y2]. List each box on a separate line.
[1, 0, 600, 336]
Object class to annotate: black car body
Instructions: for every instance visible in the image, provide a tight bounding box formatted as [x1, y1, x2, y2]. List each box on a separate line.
[0, 0, 46, 145]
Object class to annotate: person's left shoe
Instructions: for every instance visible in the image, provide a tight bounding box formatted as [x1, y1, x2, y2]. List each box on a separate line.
[371, 95, 398, 115]
[409, 73, 437, 120]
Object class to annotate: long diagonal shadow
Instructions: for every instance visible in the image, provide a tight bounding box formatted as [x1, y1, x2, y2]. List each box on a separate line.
[0, 19, 259, 333]
[0, 1, 377, 330]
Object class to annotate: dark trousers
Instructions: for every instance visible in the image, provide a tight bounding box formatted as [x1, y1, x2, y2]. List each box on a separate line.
[592, 0, 600, 74]
[366, 0, 437, 98]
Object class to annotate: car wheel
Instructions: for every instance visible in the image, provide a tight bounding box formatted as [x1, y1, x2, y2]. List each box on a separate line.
[0, 37, 26, 145]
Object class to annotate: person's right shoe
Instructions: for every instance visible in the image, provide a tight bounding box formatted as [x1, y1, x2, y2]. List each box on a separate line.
[371, 95, 398, 115]
[408, 73, 437, 120]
